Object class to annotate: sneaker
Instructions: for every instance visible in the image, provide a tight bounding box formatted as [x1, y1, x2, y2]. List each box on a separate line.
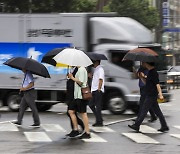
[11, 121, 21, 127]
[128, 124, 140, 132]
[68, 130, 80, 138]
[29, 124, 40, 128]
[79, 132, 91, 139]
[92, 123, 103, 127]
[158, 126, 169, 132]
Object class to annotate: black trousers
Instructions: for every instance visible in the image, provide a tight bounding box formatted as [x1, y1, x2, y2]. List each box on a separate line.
[135, 95, 168, 128]
[89, 90, 103, 124]
[138, 87, 156, 119]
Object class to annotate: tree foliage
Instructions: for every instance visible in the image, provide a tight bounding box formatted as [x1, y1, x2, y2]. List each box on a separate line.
[0, 0, 96, 13]
[105, 0, 160, 30]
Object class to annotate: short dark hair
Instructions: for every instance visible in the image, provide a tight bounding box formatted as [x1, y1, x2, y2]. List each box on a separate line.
[146, 62, 155, 66]
[93, 60, 101, 64]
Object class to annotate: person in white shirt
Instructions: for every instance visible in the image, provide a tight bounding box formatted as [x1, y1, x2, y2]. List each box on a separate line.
[89, 60, 104, 127]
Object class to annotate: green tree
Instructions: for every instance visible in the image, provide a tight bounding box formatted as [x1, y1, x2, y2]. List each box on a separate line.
[0, 0, 97, 13]
[104, 0, 159, 30]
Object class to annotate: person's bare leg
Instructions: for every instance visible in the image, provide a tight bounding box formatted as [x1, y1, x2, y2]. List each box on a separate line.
[81, 112, 90, 133]
[68, 110, 78, 130]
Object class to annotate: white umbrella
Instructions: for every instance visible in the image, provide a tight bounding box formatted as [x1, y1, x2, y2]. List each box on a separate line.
[53, 48, 93, 67]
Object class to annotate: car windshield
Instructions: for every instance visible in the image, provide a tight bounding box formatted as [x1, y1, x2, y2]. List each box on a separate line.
[108, 46, 168, 72]
[109, 50, 135, 72]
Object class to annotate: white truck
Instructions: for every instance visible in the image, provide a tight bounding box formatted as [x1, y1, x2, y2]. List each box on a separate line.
[0, 13, 170, 114]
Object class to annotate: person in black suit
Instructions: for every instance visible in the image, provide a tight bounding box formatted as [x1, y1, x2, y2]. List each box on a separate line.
[66, 67, 84, 136]
[128, 62, 169, 132]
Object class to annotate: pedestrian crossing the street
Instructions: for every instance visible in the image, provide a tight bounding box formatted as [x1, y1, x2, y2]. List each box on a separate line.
[1, 121, 180, 144]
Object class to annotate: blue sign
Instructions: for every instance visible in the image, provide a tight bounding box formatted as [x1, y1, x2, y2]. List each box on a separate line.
[0, 42, 71, 74]
[163, 28, 180, 33]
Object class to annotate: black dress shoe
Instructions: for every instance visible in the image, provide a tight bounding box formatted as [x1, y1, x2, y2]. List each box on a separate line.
[158, 126, 169, 132]
[148, 117, 157, 122]
[92, 123, 103, 127]
[128, 124, 139, 132]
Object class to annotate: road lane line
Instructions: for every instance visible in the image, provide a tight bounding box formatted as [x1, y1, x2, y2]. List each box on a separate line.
[24, 132, 52, 142]
[82, 133, 107, 142]
[122, 133, 160, 144]
[41, 124, 66, 132]
[104, 117, 136, 126]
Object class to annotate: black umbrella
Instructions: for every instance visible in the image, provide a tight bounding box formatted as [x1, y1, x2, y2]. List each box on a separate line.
[123, 48, 158, 62]
[41, 48, 65, 66]
[86, 53, 108, 61]
[4, 57, 50, 78]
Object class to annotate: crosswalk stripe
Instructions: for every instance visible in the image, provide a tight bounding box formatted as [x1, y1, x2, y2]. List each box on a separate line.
[41, 124, 66, 132]
[90, 126, 115, 133]
[140, 125, 162, 134]
[170, 134, 180, 140]
[0, 123, 19, 131]
[122, 133, 160, 144]
[82, 132, 107, 142]
[24, 132, 52, 142]
[174, 126, 180, 130]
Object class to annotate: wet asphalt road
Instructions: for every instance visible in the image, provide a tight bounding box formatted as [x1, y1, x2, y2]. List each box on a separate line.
[0, 89, 180, 154]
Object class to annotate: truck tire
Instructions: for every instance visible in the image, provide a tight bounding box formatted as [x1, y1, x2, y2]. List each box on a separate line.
[36, 103, 52, 112]
[7, 93, 22, 112]
[107, 93, 127, 115]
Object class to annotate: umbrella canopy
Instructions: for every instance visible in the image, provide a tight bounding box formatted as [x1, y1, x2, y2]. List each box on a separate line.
[4, 57, 50, 78]
[123, 48, 158, 62]
[53, 48, 93, 67]
[41, 48, 72, 68]
[86, 52, 108, 61]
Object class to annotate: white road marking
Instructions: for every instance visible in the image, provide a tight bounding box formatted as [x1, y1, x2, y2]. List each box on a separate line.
[174, 126, 180, 130]
[104, 117, 136, 126]
[140, 125, 162, 134]
[0, 120, 16, 124]
[170, 134, 180, 140]
[82, 133, 107, 142]
[24, 132, 52, 142]
[0, 123, 19, 131]
[122, 133, 160, 144]
[90, 126, 115, 133]
[41, 124, 66, 132]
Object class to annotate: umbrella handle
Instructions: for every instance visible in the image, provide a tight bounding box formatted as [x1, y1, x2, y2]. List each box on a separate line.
[66, 65, 70, 80]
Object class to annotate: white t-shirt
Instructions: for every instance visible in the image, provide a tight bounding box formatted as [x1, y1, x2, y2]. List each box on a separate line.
[91, 65, 104, 92]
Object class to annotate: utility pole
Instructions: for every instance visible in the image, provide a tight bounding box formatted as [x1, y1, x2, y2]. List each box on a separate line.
[155, 0, 163, 43]
[29, 0, 32, 13]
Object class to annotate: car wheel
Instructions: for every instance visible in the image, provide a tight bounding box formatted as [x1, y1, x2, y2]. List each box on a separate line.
[107, 93, 127, 115]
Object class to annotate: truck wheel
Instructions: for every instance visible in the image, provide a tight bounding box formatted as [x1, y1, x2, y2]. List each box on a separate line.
[107, 93, 127, 115]
[36, 103, 52, 112]
[7, 93, 21, 112]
